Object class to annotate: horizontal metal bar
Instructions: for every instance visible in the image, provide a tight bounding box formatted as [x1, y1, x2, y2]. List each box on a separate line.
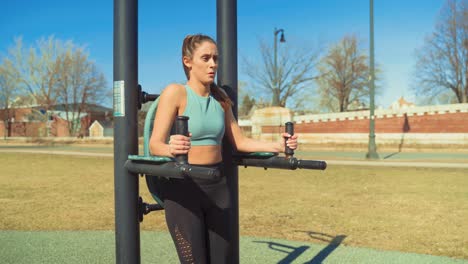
[125, 160, 221, 180]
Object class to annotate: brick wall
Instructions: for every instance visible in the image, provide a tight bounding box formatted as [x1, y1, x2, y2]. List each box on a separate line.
[262, 111, 468, 134]
[259, 103, 468, 134]
[7, 122, 46, 137]
[50, 117, 71, 137]
[241, 103, 468, 146]
[0, 119, 70, 137]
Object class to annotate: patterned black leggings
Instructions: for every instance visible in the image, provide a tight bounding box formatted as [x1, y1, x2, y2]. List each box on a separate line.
[159, 167, 233, 264]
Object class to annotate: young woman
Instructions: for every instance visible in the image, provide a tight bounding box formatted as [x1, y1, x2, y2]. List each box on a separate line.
[149, 34, 298, 264]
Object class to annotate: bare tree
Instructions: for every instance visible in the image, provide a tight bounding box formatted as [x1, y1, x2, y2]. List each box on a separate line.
[54, 46, 107, 136]
[4, 36, 109, 136]
[0, 58, 20, 138]
[243, 40, 320, 107]
[7, 36, 65, 114]
[315, 35, 377, 112]
[414, 0, 468, 104]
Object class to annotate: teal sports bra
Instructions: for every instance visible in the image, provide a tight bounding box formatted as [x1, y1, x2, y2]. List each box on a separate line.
[182, 85, 225, 146]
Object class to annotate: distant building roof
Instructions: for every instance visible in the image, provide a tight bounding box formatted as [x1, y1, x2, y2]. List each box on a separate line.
[49, 103, 112, 113]
[9, 103, 112, 113]
[391, 97, 415, 111]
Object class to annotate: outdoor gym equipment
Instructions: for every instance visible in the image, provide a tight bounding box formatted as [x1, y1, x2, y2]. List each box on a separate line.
[233, 123, 327, 170]
[124, 95, 327, 221]
[113, 0, 326, 263]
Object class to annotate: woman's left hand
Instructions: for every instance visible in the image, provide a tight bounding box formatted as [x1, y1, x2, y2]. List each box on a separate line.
[281, 132, 298, 151]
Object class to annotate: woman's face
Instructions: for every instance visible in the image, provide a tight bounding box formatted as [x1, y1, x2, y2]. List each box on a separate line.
[184, 41, 218, 85]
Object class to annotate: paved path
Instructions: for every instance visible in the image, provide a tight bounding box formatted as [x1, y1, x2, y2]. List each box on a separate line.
[1, 148, 467, 169]
[0, 148, 113, 157]
[327, 160, 468, 168]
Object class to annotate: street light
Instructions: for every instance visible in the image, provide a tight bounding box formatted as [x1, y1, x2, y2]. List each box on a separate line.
[366, 0, 379, 159]
[273, 28, 286, 106]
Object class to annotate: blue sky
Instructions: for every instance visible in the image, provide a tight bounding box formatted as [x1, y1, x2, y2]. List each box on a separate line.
[1, 0, 444, 109]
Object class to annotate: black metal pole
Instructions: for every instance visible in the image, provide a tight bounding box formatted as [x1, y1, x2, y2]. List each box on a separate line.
[217, 0, 239, 262]
[273, 28, 278, 106]
[114, 0, 140, 263]
[366, 0, 379, 159]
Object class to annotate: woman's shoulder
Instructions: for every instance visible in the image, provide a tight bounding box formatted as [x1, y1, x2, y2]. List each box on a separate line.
[160, 83, 186, 99]
[163, 83, 185, 93]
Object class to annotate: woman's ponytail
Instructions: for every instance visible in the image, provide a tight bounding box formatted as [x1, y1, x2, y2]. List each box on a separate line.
[210, 83, 233, 111]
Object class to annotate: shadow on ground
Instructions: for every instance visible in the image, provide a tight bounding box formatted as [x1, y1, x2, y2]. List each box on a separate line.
[254, 231, 346, 264]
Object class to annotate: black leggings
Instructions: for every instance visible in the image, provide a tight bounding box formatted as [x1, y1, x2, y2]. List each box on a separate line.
[159, 165, 233, 264]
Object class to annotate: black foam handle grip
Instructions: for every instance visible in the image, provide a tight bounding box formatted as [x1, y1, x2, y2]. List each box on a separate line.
[285, 122, 294, 157]
[175, 116, 189, 164]
[297, 159, 327, 170]
[175, 116, 189, 136]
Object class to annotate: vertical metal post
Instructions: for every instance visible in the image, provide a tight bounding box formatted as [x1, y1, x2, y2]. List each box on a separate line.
[114, 0, 140, 263]
[366, 0, 379, 159]
[272, 29, 285, 106]
[273, 28, 278, 106]
[217, 0, 239, 262]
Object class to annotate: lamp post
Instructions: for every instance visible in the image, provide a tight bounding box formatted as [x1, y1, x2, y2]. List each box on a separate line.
[366, 0, 379, 159]
[273, 28, 285, 106]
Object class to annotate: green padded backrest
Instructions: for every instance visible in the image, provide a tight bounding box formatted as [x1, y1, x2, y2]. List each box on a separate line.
[142, 98, 167, 207]
[143, 97, 160, 157]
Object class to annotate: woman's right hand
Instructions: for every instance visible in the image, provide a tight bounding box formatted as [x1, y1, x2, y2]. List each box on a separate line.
[168, 134, 191, 156]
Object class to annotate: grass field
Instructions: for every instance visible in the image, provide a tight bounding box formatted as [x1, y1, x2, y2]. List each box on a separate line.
[0, 152, 467, 260]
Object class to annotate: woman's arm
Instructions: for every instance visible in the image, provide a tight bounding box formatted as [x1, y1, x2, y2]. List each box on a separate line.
[149, 84, 191, 157]
[224, 107, 298, 153]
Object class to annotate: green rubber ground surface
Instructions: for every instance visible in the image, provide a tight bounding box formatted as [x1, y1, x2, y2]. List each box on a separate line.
[1, 231, 466, 264]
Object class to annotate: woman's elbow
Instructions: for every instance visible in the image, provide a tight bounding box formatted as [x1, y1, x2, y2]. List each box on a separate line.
[148, 141, 155, 155]
[148, 137, 159, 155]
[231, 138, 249, 153]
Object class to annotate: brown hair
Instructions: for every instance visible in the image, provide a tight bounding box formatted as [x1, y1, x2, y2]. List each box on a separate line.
[182, 34, 232, 110]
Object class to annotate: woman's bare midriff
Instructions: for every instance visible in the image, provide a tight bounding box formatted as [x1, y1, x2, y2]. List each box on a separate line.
[188, 145, 223, 165]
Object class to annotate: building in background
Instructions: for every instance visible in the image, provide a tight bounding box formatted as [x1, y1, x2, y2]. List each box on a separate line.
[89, 120, 114, 138]
[391, 96, 415, 111]
[0, 103, 112, 138]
